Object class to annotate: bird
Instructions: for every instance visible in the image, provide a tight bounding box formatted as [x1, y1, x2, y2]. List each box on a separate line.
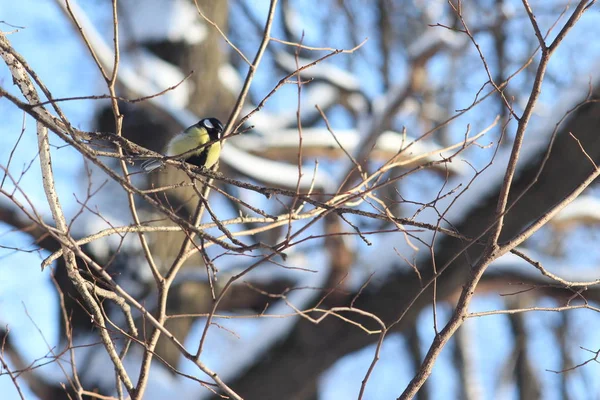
[142, 117, 224, 172]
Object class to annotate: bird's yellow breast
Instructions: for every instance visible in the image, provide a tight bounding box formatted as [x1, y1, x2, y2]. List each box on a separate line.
[203, 142, 221, 169]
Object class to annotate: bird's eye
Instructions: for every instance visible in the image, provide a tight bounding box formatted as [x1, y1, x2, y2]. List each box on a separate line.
[203, 119, 214, 129]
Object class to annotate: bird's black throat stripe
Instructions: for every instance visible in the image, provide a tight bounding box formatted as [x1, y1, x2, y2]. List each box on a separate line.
[186, 150, 209, 168]
[208, 129, 220, 141]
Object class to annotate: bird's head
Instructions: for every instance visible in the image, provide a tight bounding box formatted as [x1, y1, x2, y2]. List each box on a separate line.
[198, 117, 224, 140]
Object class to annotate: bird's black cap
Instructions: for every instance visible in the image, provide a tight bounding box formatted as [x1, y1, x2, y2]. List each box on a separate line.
[199, 117, 224, 138]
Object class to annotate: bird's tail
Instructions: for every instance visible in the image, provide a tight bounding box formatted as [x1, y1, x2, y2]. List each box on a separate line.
[141, 159, 164, 173]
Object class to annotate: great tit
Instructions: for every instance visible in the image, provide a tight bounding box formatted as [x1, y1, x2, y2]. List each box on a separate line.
[142, 117, 224, 172]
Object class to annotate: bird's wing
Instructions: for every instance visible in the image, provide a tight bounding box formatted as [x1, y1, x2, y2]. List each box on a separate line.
[168, 128, 209, 156]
